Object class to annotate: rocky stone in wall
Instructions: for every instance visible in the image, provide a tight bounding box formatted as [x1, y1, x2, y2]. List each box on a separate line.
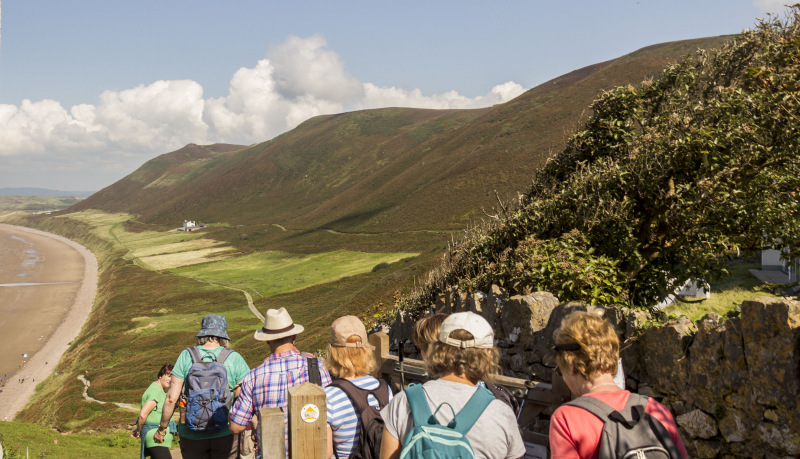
[390, 288, 800, 456]
[676, 409, 718, 439]
[717, 408, 747, 443]
[741, 298, 799, 411]
[683, 313, 728, 413]
[638, 316, 694, 395]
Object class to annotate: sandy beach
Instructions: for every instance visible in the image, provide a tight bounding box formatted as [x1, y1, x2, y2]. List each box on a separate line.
[0, 223, 98, 420]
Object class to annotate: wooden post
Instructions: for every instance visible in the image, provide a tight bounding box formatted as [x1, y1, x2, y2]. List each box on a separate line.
[258, 407, 286, 459]
[370, 332, 390, 377]
[288, 382, 327, 459]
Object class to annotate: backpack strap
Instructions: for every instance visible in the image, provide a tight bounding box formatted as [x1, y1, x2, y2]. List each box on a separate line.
[303, 352, 321, 385]
[564, 394, 617, 421]
[186, 346, 204, 364]
[484, 381, 520, 415]
[330, 379, 390, 416]
[405, 384, 434, 428]
[216, 348, 233, 365]
[623, 394, 684, 459]
[449, 386, 495, 435]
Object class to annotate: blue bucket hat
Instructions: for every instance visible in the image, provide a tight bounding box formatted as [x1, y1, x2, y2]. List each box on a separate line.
[196, 314, 230, 340]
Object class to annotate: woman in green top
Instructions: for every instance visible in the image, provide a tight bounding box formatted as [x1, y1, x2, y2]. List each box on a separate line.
[132, 364, 175, 459]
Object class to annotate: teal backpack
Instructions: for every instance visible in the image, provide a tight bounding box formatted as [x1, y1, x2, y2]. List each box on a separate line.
[400, 384, 495, 459]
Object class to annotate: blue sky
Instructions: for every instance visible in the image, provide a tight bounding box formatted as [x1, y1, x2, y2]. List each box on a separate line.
[0, 0, 790, 191]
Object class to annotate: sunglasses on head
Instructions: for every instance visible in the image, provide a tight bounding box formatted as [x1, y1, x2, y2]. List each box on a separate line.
[541, 342, 581, 372]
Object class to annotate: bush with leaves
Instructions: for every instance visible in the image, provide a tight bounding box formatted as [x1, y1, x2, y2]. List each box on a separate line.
[464, 230, 626, 305]
[388, 8, 800, 318]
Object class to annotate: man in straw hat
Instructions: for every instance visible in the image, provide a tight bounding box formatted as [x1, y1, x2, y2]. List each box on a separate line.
[229, 308, 331, 456]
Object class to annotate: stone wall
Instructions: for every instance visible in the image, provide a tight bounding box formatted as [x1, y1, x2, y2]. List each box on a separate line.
[388, 285, 800, 457]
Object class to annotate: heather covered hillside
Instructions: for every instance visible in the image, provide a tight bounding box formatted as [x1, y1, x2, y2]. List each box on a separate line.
[395, 11, 800, 316]
[70, 36, 730, 239]
[1, 33, 744, 438]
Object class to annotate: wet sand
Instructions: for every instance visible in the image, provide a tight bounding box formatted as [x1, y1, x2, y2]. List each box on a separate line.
[0, 224, 98, 420]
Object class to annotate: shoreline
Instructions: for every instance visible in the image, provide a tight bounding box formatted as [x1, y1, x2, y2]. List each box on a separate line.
[0, 223, 98, 421]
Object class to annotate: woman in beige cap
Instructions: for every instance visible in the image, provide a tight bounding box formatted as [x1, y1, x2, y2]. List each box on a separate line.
[325, 315, 392, 458]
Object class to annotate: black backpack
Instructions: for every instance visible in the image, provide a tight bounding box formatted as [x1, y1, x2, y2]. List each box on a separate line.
[484, 381, 519, 415]
[329, 378, 391, 459]
[565, 393, 683, 459]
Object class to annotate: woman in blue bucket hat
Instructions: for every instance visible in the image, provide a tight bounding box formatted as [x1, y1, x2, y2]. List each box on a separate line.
[154, 314, 251, 459]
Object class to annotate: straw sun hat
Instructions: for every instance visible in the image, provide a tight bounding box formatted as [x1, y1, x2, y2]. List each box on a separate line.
[254, 307, 305, 341]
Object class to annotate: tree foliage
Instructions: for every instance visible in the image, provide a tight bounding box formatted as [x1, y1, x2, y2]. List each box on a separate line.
[393, 8, 800, 316]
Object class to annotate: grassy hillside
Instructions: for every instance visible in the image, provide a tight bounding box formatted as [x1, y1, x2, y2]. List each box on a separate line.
[0, 196, 82, 213]
[392, 12, 800, 316]
[69, 37, 731, 239]
[0, 33, 742, 446]
[1, 209, 432, 433]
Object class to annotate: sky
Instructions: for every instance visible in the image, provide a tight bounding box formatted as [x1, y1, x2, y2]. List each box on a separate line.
[0, 0, 792, 191]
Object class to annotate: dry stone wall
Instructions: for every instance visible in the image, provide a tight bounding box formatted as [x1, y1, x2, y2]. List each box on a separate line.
[388, 285, 800, 457]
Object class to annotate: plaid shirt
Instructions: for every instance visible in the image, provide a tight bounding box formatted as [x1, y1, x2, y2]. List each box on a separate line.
[229, 347, 331, 456]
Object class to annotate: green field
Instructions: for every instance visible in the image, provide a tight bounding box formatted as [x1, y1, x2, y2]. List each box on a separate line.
[0, 196, 82, 213]
[0, 423, 143, 458]
[64, 210, 418, 297]
[172, 249, 418, 297]
[661, 262, 782, 320]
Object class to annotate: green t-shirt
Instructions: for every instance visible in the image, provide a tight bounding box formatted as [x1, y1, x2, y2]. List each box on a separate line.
[173, 345, 250, 440]
[141, 381, 173, 449]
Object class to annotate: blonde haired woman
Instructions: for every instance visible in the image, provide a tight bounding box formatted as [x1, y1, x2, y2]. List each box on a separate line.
[548, 311, 688, 458]
[325, 315, 393, 458]
[380, 312, 524, 459]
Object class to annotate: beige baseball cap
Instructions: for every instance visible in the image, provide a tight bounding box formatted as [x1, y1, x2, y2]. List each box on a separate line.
[330, 315, 375, 350]
[438, 312, 494, 349]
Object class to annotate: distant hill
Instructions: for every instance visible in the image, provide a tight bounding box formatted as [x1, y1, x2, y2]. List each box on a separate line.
[70, 37, 731, 238]
[0, 188, 95, 198]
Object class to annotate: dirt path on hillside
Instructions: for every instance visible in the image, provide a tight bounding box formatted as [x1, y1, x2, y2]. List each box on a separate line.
[0, 224, 98, 421]
[76, 375, 138, 411]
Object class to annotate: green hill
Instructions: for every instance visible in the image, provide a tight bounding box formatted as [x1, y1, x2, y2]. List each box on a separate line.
[2, 33, 741, 445]
[71, 36, 731, 238]
[394, 11, 800, 317]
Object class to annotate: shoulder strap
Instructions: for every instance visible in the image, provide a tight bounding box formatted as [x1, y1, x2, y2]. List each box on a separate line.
[564, 395, 616, 421]
[623, 394, 684, 459]
[304, 353, 321, 385]
[450, 386, 495, 435]
[331, 379, 391, 415]
[216, 348, 233, 365]
[186, 346, 204, 364]
[331, 379, 370, 415]
[373, 379, 390, 407]
[405, 384, 434, 428]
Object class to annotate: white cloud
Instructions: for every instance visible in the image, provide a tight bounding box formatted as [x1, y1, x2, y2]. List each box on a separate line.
[753, 0, 791, 14]
[0, 35, 526, 188]
[268, 35, 364, 104]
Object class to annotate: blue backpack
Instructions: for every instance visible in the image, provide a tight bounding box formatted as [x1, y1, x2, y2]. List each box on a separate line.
[400, 384, 495, 459]
[183, 346, 233, 432]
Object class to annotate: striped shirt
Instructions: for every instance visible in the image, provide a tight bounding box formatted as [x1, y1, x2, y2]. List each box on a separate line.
[325, 376, 393, 458]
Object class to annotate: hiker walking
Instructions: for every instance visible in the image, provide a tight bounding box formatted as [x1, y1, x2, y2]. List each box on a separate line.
[324, 316, 392, 459]
[547, 311, 687, 458]
[380, 312, 525, 459]
[154, 314, 250, 459]
[132, 364, 175, 459]
[229, 307, 332, 458]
